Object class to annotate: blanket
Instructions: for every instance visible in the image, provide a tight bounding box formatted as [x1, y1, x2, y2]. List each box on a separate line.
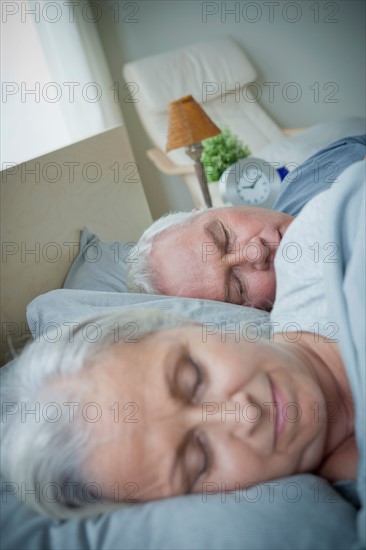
[1, 162, 364, 550]
[323, 160, 365, 549]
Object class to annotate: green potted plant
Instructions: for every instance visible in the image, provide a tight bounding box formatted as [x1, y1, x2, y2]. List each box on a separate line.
[201, 126, 251, 183]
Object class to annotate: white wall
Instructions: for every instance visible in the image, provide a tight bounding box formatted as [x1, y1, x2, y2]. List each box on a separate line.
[95, 0, 365, 218]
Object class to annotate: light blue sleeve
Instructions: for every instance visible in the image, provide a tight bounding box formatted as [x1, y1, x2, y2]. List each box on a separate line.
[273, 135, 366, 215]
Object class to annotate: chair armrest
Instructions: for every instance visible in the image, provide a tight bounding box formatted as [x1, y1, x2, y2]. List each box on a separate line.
[147, 148, 195, 176]
[282, 128, 307, 136]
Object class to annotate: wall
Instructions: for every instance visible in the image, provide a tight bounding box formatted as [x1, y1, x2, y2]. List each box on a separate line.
[95, 0, 365, 218]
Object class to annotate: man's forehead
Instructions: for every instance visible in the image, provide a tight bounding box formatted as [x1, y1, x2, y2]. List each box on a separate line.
[195, 208, 224, 226]
[156, 209, 223, 247]
[151, 211, 228, 298]
[194, 207, 244, 235]
[183, 211, 225, 247]
[154, 224, 200, 268]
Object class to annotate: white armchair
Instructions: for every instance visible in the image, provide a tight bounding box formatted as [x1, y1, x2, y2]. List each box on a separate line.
[122, 37, 299, 207]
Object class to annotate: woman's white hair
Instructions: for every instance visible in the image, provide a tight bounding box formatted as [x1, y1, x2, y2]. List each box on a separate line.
[127, 209, 208, 294]
[0, 308, 193, 519]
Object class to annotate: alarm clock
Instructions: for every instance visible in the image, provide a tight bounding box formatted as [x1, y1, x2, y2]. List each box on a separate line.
[219, 157, 287, 208]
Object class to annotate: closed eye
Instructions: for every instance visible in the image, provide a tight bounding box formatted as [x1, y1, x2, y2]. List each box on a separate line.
[222, 224, 248, 305]
[221, 223, 238, 304]
[171, 355, 205, 404]
[188, 430, 211, 493]
[167, 347, 211, 495]
[189, 358, 204, 402]
[234, 274, 245, 303]
[221, 222, 230, 253]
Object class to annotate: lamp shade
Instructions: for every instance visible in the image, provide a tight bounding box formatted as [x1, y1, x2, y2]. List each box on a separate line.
[166, 95, 221, 152]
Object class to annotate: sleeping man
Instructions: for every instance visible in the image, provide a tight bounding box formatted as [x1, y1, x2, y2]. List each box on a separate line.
[128, 135, 366, 310]
[1, 161, 364, 547]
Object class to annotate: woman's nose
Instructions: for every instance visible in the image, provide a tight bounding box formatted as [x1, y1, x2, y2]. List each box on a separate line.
[186, 391, 262, 434]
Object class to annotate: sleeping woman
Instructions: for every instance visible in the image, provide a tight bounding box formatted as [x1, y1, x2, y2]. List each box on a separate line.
[0, 163, 364, 532]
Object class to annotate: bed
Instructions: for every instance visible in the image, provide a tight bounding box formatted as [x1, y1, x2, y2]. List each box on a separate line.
[1, 124, 365, 550]
[0, 125, 152, 366]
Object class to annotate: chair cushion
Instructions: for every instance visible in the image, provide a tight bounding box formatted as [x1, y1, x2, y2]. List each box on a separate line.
[123, 37, 257, 114]
[123, 38, 282, 165]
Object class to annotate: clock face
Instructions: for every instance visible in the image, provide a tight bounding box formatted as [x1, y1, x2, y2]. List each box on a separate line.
[237, 170, 271, 205]
[219, 157, 283, 208]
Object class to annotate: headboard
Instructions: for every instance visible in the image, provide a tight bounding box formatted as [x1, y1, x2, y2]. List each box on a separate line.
[0, 125, 153, 365]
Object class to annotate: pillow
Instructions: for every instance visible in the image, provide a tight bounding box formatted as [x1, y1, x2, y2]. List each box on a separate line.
[63, 227, 132, 292]
[23, 220, 362, 549]
[0, 472, 358, 550]
[256, 116, 366, 168]
[15, 288, 359, 549]
[26, 288, 270, 341]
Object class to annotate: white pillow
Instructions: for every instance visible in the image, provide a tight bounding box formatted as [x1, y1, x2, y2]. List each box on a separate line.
[256, 117, 366, 168]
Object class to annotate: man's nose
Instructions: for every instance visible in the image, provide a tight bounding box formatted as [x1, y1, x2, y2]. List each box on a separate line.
[225, 237, 269, 271]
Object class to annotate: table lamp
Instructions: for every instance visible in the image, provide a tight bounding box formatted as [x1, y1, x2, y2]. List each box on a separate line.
[166, 95, 221, 207]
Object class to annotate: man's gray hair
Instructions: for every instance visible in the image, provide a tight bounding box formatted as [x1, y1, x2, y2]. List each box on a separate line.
[127, 209, 206, 294]
[0, 308, 192, 519]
